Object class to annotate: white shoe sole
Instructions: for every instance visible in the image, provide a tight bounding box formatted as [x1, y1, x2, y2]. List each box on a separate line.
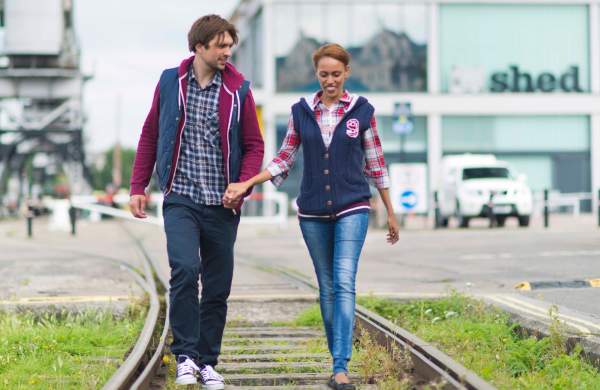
[201, 383, 225, 390]
[175, 375, 197, 385]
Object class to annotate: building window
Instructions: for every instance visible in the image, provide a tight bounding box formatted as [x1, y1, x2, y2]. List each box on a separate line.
[376, 115, 427, 164]
[233, 8, 264, 88]
[273, 2, 428, 93]
[440, 4, 589, 94]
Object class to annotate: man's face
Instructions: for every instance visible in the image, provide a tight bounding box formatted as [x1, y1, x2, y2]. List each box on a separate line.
[196, 32, 234, 71]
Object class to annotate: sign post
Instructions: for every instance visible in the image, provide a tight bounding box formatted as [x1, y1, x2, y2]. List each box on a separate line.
[389, 163, 428, 215]
[392, 102, 413, 163]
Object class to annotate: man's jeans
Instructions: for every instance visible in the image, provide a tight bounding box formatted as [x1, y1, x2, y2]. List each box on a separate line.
[163, 193, 239, 366]
[299, 213, 369, 374]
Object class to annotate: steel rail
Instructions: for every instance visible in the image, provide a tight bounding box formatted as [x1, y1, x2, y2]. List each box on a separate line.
[72, 202, 495, 389]
[101, 236, 161, 390]
[267, 264, 496, 390]
[354, 306, 496, 390]
[69, 203, 169, 390]
[109, 221, 170, 390]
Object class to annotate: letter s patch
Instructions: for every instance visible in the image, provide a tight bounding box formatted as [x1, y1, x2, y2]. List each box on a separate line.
[346, 119, 359, 138]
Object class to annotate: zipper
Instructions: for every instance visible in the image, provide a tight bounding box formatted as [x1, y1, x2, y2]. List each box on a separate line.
[166, 72, 188, 195]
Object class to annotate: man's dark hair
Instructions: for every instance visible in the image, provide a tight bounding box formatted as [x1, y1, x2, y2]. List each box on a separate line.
[188, 14, 238, 52]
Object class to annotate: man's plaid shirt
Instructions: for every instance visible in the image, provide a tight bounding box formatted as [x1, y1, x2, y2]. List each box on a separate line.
[171, 69, 226, 205]
[266, 91, 390, 189]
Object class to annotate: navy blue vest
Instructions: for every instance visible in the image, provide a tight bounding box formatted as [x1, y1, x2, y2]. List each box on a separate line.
[293, 96, 374, 216]
[155, 68, 249, 192]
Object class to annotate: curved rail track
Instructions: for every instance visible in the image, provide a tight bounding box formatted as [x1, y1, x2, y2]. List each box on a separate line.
[101, 223, 170, 390]
[64, 208, 495, 390]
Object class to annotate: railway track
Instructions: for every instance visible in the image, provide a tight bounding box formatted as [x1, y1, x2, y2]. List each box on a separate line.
[100, 223, 170, 390]
[90, 219, 495, 390]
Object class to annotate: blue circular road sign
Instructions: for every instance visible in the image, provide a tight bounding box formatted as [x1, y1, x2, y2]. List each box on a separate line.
[400, 190, 418, 209]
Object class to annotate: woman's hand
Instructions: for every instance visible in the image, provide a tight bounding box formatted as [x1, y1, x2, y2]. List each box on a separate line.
[223, 182, 250, 207]
[386, 214, 399, 244]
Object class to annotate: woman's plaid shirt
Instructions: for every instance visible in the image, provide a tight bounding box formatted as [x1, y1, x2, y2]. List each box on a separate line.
[266, 91, 390, 189]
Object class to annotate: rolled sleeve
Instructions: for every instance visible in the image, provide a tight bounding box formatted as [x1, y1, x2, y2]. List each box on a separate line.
[268, 114, 300, 187]
[362, 116, 390, 189]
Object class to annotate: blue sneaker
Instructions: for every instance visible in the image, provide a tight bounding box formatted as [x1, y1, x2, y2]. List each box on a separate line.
[175, 355, 199, 385]
[198, 364, 225, 390]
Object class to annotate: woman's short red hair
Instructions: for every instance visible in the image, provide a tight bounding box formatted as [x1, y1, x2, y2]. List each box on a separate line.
[312, 43, 351, 69]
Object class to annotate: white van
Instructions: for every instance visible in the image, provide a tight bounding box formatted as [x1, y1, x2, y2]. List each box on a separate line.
[438, 154, 533, 228]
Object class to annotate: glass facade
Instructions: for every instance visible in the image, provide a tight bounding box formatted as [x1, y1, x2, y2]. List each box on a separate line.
[232, 1, 598, 208]
[376, 115, 427, 164]
[272, 2, 428, 92]
[440, 4, 589, 94]
[233, 9, 264, 88]
[442, 115, 590, 192]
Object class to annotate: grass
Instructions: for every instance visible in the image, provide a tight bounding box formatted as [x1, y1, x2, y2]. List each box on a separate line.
[289, 304, 323, 328]
[358, 293, 600, 389]
[276, 304, 411, 387]
[0, 304, 146, 389]
[352, 327, 415, 389]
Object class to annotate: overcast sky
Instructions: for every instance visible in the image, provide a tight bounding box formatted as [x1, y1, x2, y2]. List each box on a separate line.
[74, 0, 238, 153]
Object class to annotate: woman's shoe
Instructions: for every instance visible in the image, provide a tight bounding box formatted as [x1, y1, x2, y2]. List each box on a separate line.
[327, 375, 356, 390]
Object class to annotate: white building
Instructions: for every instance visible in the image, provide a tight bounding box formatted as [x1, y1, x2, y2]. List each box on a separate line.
[231, 0, 600, 213]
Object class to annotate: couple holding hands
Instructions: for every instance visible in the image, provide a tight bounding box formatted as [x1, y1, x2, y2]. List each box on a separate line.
[129, 14, 398, 390]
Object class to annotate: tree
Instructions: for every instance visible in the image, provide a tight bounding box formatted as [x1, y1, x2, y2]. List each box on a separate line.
[91, 146, 136, 191]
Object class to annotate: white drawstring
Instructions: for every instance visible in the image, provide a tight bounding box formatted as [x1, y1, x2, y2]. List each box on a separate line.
[199, 365, 224, 382]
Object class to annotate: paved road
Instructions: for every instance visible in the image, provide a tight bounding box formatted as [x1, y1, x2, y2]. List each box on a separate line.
[4, 212, 600, 331]
[121, 212, 600, 317]
[0, 218, 146, 312]
[234, 214, 600, 329]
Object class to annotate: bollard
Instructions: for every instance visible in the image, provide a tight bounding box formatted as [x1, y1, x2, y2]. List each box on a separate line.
[26, 209, 33, 238]
[543, 189, 549, 228]
[487, 193, 495, 228]
[433, 191, 440, 229]
[69, 206, 77, 236]
[597, 189, 600, 228]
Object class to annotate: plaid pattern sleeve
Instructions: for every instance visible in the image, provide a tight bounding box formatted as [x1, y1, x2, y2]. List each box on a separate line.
[363, 115, 390, 189]
[266, 114, 301, 187]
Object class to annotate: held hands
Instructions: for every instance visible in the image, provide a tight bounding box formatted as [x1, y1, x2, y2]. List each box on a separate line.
[386, 214, 399, 245]
[222, 182, 250, 209]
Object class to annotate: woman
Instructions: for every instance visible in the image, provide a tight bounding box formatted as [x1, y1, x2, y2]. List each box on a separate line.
[224, 43, 399, 390]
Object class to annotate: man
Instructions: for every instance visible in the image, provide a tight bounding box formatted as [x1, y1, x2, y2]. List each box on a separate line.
[129, 14, 264, 388]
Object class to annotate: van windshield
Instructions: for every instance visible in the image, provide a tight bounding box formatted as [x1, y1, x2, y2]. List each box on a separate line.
[462, 167, 510, 180]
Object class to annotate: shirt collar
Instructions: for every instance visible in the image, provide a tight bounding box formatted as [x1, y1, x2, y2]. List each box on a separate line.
[311, 90, 352, 110]
[189, 66, 222, 89]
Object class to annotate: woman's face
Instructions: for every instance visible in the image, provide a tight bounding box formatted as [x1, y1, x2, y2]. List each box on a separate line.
[316, 56, 350, 102]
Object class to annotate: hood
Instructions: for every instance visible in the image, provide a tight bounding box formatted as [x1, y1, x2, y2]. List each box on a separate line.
[299, 92, 365, 113]
[177, 55, 245, 91]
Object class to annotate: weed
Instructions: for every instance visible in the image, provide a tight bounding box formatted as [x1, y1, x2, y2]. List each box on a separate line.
[291, 304, 323, 327]
[0, 305, 146, 389]
[353, 326, 411, 387]
[359, 294, 600, 389]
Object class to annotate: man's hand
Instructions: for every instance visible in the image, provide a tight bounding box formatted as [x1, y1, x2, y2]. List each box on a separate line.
[223, 198, 240, 209]
[222, 182, 250, 207]
[129, 195, 147, 218]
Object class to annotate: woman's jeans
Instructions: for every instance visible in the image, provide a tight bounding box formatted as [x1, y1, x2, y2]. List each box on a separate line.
[299, 212, 369, 374]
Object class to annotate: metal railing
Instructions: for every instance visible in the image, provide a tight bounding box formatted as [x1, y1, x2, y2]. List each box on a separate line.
[533, 191, 592, 216]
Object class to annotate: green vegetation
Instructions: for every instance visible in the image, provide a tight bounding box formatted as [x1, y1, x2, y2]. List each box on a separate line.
[358, 294, 600, 389]
[352, 327, 415, 389]
[90, 147, 137, 191]
[0, 306, 146, 389]
[289, 304, 323, 327]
